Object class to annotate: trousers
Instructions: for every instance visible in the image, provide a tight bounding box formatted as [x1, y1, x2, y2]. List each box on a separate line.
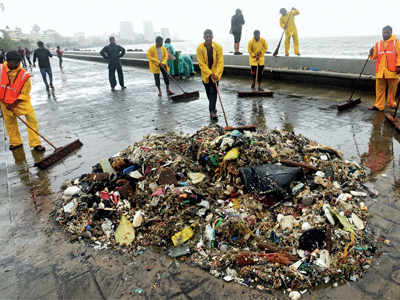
[1, 105, 41, 147]
[154, 67, 169, 87]
[203, 80, 218, 113]
[375, 78, 399, 111]
[285, 32, 299, 55]
[108, 63, 124, 88]
[39, 67, 53, 88]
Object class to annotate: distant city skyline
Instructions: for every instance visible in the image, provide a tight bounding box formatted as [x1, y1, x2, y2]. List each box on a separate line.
[0, 0, 399, 41]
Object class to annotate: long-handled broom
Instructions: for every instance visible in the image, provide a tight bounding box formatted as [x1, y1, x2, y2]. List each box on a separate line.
[13, 113, 82, 169]
[273, 9, 293, 57]
[215, 83, 257, 132]
[237, 63, 274, 98]
[160, 65, 199, 101]
[337, 56, 369, 111]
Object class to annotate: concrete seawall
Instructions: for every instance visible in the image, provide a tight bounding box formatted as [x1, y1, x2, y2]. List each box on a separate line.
[64, 51, 376, 91]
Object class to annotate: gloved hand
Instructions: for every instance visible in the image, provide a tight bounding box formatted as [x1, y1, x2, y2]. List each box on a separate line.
[6, 100, 20, 111]
[369, 47, 374, 57]
[211, 73, 219, 82]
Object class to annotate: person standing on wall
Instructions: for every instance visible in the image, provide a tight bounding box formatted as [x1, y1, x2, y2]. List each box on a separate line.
[147, 36, 175, 97]
[368, 25, 400, 111]
[280, 7, 300, 56]
[33, 41, 54, 93]
[230, 9, 245, 55]
[100, 37, 126, 91]
[56, 46, 63, 69]
[248, 30, 268, 91]
[0, 51, 45, 152]
[196, 29, 224, 121]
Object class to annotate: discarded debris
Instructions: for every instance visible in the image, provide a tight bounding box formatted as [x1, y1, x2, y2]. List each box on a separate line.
[54, 124, 377, 292]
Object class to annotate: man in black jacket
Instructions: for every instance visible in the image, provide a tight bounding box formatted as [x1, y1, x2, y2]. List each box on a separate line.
[33, 41, 54, 93]
[100, 37, 126, 91]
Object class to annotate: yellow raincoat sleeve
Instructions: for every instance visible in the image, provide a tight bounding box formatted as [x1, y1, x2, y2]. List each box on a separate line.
[147, 46, 160, 65]
[196, 44, 212, 81]
[215, 43, 224, 80]
[280, 10, 298, 29]
[280, 17, 286, 29]
[369, 44, 378, 60]
[248, 39, 256, 59]
[262, 39, 268, 54]
[161, 47, 168, 65]
[18, 78, 31, 101]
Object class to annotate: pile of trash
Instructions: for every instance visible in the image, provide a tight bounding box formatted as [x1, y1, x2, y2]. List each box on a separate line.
[55, 125, 377, 292]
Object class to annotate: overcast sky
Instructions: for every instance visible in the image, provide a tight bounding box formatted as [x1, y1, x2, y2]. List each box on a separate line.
[1, 0, 399, 40]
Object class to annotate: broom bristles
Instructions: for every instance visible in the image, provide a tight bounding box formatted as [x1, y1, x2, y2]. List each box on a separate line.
[34, 139, 83, 169]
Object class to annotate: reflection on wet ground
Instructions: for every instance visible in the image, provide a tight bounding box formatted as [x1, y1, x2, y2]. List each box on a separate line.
[0, 58, 399, 299]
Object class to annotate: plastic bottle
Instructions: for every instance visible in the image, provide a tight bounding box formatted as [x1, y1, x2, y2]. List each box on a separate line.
[205, 224, 215, 248]
[169, 245, 191, 257]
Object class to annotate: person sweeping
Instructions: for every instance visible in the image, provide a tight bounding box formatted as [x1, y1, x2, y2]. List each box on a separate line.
[248, 30, 268, 91]
[0, 51, 45, 152]
[196, 29, 224, 121]
[279, 7, 300, 56]
[368, 25, 400, 111]
[147, 36, 175, 97]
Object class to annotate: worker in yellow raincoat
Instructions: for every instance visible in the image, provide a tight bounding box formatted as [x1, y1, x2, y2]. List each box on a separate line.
[196, 29, 224, 121]
[0, 51, 45, 152]
[248, 30, 268, 90]
[280, 7, 300, 56]
[147, 36, 174, 97]
[368, 25, 400, 111]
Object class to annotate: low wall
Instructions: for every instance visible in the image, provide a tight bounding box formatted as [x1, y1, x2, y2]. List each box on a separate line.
[64, 51, 376, 91]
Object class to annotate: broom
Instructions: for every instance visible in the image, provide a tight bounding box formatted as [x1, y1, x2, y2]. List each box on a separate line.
[237, 63, 274, 98]
[13, 113, 83, 169]
[160, 65, 199, 101]
[215, 83, 257, 132]
[337, 56, 369, 111]
[273, 9, 293, 57]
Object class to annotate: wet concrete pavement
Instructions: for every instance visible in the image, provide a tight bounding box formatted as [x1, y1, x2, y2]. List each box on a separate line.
[0, 58, 399, 299]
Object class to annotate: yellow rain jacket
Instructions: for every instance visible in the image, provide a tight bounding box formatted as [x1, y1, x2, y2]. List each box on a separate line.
[0, 62, 41, 147]
[280, 9, 299, 35]
[248, 37, 268, 66]
[0, 62, 33, 116]
[196, 41, 224, 83]
[147, 45, 169, 74]
[280, 9, 300, 55]
[370, 34, 400, 79]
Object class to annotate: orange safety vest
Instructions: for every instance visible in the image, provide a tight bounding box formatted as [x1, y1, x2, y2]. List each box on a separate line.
[0, 64, 30, 104]
[376, 39, 398, 73]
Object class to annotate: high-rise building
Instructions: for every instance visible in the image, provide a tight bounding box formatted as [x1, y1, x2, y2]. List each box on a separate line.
[161, 28, 170, 39]
[120, 21, 134, 40]
[143, 21, 154, 41]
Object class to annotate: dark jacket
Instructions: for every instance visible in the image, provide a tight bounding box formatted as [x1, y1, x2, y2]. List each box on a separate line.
[100, 44, 125, 65]
[33, 47, 53, 68]
[231, 13, 245, 33]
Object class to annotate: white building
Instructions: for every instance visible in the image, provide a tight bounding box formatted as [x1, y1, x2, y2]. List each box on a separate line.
[120, 21, 134, 40]
[161, 28, 170, 39]
[143, 21, 154, 42]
